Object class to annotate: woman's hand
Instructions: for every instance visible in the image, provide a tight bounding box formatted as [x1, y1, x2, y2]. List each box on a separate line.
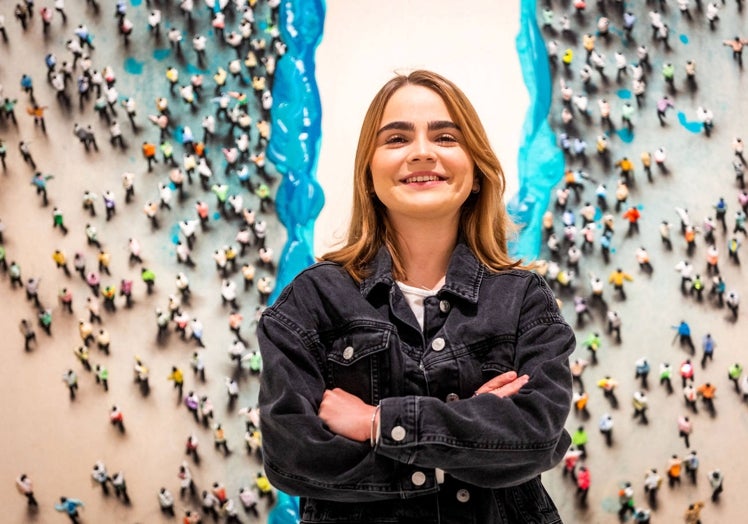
[318, 388, 376, 443]
[474, 371, 529, 398]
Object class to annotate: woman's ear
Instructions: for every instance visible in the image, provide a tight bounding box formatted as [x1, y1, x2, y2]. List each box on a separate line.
[472, 172, 481, 193]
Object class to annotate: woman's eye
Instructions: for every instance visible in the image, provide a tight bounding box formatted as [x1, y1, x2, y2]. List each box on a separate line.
[384, 135, 407, 144]
[436, 134, 458, 143]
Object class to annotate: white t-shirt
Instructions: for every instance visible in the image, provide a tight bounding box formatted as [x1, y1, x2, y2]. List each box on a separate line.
[396, 276, 445, 330]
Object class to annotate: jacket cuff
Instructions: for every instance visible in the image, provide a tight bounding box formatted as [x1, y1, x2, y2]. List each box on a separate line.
[376, 396, 417, 458]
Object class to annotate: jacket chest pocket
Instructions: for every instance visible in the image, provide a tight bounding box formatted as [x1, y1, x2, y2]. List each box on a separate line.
[456, 337, 516, 394]
[324, 323, 393, 405]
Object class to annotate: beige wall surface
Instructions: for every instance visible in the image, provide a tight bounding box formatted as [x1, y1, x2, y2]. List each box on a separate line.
[315, 0, 525, 255]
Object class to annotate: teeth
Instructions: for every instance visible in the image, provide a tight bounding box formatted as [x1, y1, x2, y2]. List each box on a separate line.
[405, 176, 440, 183]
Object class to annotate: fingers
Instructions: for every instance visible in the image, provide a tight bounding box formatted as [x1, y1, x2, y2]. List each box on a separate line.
[475, 371, 518, 395]
[474, 372, 530, 398]
[488, 374, 530, 398]
[318, 389, 337, 423]
[322, 387, 351, 403]
[319, 388, 342, 413]
[319, 388, 361, 417]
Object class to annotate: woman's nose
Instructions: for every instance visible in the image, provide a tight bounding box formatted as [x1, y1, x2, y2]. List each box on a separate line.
[407, 135, 435, 163]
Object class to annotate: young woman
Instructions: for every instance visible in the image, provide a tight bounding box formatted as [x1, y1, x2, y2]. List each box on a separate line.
[259, 70, 574, 523]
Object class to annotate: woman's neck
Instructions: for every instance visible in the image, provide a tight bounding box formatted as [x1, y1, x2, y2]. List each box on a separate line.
[392, 218, 459, 290]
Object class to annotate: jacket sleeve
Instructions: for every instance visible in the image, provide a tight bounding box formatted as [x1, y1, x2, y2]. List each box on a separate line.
[374, 274, 574, 488]
[258, 296, 417, 502]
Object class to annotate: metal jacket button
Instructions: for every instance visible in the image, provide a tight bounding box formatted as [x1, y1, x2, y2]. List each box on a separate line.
[446, 393, 459, 402]
[431, 337, 445, 351]
[342, 346, 354, 360]
[391, 426, 406, 441]
[411, 471, 426, 486]
[456, 488, 470, 502]
[439, 300, 451, 313]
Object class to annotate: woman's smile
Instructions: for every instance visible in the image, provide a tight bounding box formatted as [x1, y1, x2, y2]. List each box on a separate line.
[400, 171, 446, 185]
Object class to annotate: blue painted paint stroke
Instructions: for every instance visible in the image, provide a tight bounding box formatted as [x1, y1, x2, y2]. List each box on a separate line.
[170, 222, 180, 245]
[123, 57, 144, 75]
[153, 49, 171, 61]
[617, 128, 634, 142]
[268, 491, 301, 524]
[677, 111, 703, 133]
[186, 63, 209, 75]
[265, 0, 326, 305]
[507, 0, 565, 261]
[262, 2, 326, 515]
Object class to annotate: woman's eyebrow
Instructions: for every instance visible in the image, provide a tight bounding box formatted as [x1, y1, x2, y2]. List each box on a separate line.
[376, 121, 414, 135]
[427, 120, 460, 132]
[376, 120, 459, 135]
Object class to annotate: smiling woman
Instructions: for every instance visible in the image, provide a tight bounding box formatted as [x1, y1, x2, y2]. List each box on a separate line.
[258, 69, 574, 524]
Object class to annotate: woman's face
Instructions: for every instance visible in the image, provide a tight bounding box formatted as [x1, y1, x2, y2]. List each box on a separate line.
[369, 84, 477, 228]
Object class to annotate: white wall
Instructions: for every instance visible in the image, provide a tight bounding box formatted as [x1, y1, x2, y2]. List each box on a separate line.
[314, 0, 526, 256]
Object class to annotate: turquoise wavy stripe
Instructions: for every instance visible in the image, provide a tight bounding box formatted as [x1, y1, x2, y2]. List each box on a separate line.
[266, 1, 327, 515]
[507, 0, 565, 261]
[267, 0, 327, 304]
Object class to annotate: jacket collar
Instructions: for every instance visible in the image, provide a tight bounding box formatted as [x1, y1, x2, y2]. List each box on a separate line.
[360, 240, 483, 304]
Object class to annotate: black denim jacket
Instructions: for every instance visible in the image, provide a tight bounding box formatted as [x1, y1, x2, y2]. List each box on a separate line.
[258, 242, 574, 523]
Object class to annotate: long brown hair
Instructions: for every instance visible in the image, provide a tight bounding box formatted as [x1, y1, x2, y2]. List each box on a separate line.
[321, 70, 520, 281]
